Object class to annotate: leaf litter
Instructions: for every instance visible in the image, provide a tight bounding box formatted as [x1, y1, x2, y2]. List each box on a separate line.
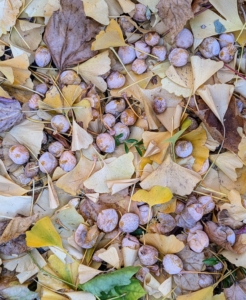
[1, 0, 246, 299]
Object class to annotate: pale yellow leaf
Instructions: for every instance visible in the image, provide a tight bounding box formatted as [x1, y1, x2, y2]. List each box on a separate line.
[48, 175, 59, 209]
[56, 156, 97, 196]
[140, 233, 184, 255]
[210, 152, 243, 182]
[71, 119, 93, 151]
[190, 0, 243, 39]
[191, 56, 223, 92]
[107, 178, 140, 194]
[144, 273, 162, 298]
[158, 276, 172, 297]
[75, 51, 111, 92]
[91, 19, 126, 50]
[78, 264, 102, 284]
[118, 0, 135, 13]
[141, 155, 201, 196]
[84, 153, 135, 193]
[161, 77, 192, 98]
[41, 288, 68, 300]
[177, 286, 213, 300]
[0, 0, 22, 37]
[73, 99, 93, 129]
[142, 131, 170, 164]
[98, 247, 120, 269]
[0, 53, 31, 85]
[197, 84, 234, 123]
[83, 0, 109, 25]
[0, 195, 32, 221]
[9, 118, 44, 156]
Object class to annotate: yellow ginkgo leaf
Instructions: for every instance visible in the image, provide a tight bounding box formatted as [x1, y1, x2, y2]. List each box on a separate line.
[48, 255, 79, 286]
[140, 233, 184, 255]
[182, 125, 209, 172]
[91, 19, 126, 50]
[132, 186, 173, 207]
[26, 216, 63, 249]
[177, 286, 213, 300]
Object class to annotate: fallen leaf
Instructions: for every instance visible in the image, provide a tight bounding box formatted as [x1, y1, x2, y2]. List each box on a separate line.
[84, 153, 135, 193]
[98, 247, 120, 269]
[48, 254, 79, 286]
[91, 19, 126, 50]
[132, 186, 173, 207]
[182, 125, 209, 172]
[0, 53, 31, 85]
[177, 286, 213, 300]
[142, 131, 170, 164]
[0, 97, 23, 133]
[44, 0, 100, 69]
[26, 216, 63, 249]
[210, 152, 243, 182]
[0, 0, 22, 37]
[83, 0, 109, 25]
[71, 119, 93, 151]
[0, 215, 36, 244]
[78, 265, 102, 284]
[140, 155, 201, 196]
[197, 84, 234, 123]
[156, 0, 194, 41]
[191, 56, 223, 92]
[224, 278, 246, 300]
[190, 0, 243, 39]
[140, 233, 184, 255]
[75, 50, 111, 92]
[56, 156, 97, 196]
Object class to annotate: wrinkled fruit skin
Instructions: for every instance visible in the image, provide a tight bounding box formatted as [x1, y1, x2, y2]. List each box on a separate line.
[97, 209, 118, 233]
[138, 245, 158, 266]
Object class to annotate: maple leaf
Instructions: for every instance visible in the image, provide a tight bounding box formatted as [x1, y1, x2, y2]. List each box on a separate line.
[44, 0, 101, 69]
[156, 0, 194, 40]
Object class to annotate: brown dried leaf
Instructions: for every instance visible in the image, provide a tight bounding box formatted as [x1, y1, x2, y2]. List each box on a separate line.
[204, 221, 235, 252]
[0, 97, 23, 133]
[44, 0, 101, 69]
[177, 245, 205, 271]
[156, 0, 194, 40]
[0, 215, 36, 245]
[224, 278, 246, 300]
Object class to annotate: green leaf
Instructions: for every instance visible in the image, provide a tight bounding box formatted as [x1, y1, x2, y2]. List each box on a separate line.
[101, 279, 146, 300]
[163, 118, 192, 145]
[135, 146, 143, 157]
[78, 266, 140, 297]
[124, 143, 129, 153]
[125, 139, 138, 144]
[203, 257, 219, 266]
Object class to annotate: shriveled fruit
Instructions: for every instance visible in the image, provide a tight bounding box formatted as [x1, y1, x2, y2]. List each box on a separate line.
[38, 152, 58, 174]
[9, 144, 30, 165]
[97, 209, 118, 232]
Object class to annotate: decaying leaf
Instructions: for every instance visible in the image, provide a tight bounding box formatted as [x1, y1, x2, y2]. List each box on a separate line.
[44, 0, 101, 69]
[132, 186, 173, 207]
[156, 0, 194, 40]
[140, 155, 201, 196]
[0, 97, 23, 133]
